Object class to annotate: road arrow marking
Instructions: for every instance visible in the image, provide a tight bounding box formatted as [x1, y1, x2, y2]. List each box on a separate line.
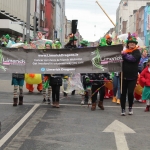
[103, 120, 136, 150]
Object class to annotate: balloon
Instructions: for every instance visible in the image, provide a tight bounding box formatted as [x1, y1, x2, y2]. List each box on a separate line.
[134, 84, 143, 96]
[134, 92, 141, 100]
[25, 74, 42, 84]
[105, 81, 113, 90]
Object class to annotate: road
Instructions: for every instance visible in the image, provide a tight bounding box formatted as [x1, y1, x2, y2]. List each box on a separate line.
[0, 74, 150, 150]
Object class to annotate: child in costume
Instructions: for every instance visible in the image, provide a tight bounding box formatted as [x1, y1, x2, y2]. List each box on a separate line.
[42, 41, 52, 103]
[139, 59, 150, 112]
[12, 73, 24, 106]
[25, 74, 42, 93]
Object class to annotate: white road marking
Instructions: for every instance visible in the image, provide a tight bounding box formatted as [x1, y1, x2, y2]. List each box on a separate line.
[0, 102, 146, 108]
[0, 104, 40, 148]
[4, 108, 47, 150]
[103, 120, 135, 150]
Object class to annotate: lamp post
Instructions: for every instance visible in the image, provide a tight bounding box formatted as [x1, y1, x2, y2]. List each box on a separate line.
[26, 0, 31, 43]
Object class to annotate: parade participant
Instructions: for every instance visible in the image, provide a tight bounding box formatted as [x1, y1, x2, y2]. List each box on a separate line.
[99, 34, 113, 99]
[120, 33, 141, 116]
[79, 40, 91, 105]
[138, 47, 148, 73]
[64, 34, 78, 49]
[50, 74, 63, 108]
[42, 41, 52, 103]
[112, 72, 121, 104]
[55, 40, 62, 49]
[0, 35, 7, 47]
[140, 59, 150, 112]
[81, 74, 92, 105]
[91, 73, 111, 111]
[80, 40, 89, 48]
[12, 73, 24, 106]
[25, 75, 42, 93]
[4, 34, 12, 47]
[64, 34, 78, 95]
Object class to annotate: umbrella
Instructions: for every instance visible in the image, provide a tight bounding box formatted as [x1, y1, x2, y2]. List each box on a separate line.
[10, 43, 25, 48]
[117, 34, 145, 47]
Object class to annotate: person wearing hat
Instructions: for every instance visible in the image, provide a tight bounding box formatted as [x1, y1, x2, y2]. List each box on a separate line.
[80, 40, 89, 48]
[4, 34, 12, 47]
[0, 35, 7, 47]
[64, 34, 78, 49]
[99, 34, 112, 47]
[140, 58, 150, 112]
[64, 34, 78, 96]
[42, 41, 52, 104]
[120, 33, 141, 116]
[55, 41, 62, 49]
[99, 35, 114, 99]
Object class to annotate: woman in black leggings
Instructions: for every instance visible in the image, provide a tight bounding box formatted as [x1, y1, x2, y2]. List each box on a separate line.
[121, 33, 141, 116]
[50, 74, 62, 108]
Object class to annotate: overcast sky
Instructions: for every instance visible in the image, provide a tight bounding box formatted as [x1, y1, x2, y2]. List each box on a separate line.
[65, 0, 121, 42]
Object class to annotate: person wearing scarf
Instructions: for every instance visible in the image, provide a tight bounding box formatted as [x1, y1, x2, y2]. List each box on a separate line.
[120, 33, 141, 116]
[42, 41, 52, 104]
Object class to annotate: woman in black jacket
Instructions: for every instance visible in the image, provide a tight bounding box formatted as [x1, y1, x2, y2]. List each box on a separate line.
[121, 33, 141, 116]
[50, 74, 63, 108]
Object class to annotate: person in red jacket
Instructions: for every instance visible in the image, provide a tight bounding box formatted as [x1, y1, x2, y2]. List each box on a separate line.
[139, 59, 150, 112]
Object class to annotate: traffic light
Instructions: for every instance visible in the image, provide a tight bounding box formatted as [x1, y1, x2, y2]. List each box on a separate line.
[34, 16, 39, 32]
[35, 17, 39, 31]
[72, 20, 78, 34]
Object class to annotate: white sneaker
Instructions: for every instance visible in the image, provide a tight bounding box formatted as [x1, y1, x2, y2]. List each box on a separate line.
[88, 99, 91, 105]
[128, 108, 133, 115]
[121, 109, 126, 116]
[81, 100, 85, 105]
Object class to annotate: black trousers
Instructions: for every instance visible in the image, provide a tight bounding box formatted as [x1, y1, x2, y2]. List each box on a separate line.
[121, 79, 137, 110]
[92, 85, 105, 103]
[51, 85, 60, 102]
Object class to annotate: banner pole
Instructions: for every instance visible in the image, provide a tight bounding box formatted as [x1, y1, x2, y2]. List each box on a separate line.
[121, 72, 123, 94]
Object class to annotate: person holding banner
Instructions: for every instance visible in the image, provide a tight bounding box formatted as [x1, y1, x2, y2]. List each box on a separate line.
[91, 73, 111, 111]
[99, 34, 113, 99]
[121, 33, 141, 116]
[42, 41, 53, 104]
[12, 73, 24, 106]
[50, 74, 63, 108]
[64, 34, 78, 96]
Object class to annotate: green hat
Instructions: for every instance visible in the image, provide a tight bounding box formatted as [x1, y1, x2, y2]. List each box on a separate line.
[5, 34, 10, 40]
[55, 41, 62, 49]
[126, 33, 138, 44]
[45, 41, 52, 47]
[99, 38, 107, 46]
[80, 40, 89, 46]
[69, 36, 78, 41]
[141, 47, 148, 53]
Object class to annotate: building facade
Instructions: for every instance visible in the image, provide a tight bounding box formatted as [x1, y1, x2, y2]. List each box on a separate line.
[116, 0, 150, 35]
[0, 0, 45, 39]
[45, 0, 55, 39]
[53, 0, 65, 46]
[144, 4, 150, 49]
